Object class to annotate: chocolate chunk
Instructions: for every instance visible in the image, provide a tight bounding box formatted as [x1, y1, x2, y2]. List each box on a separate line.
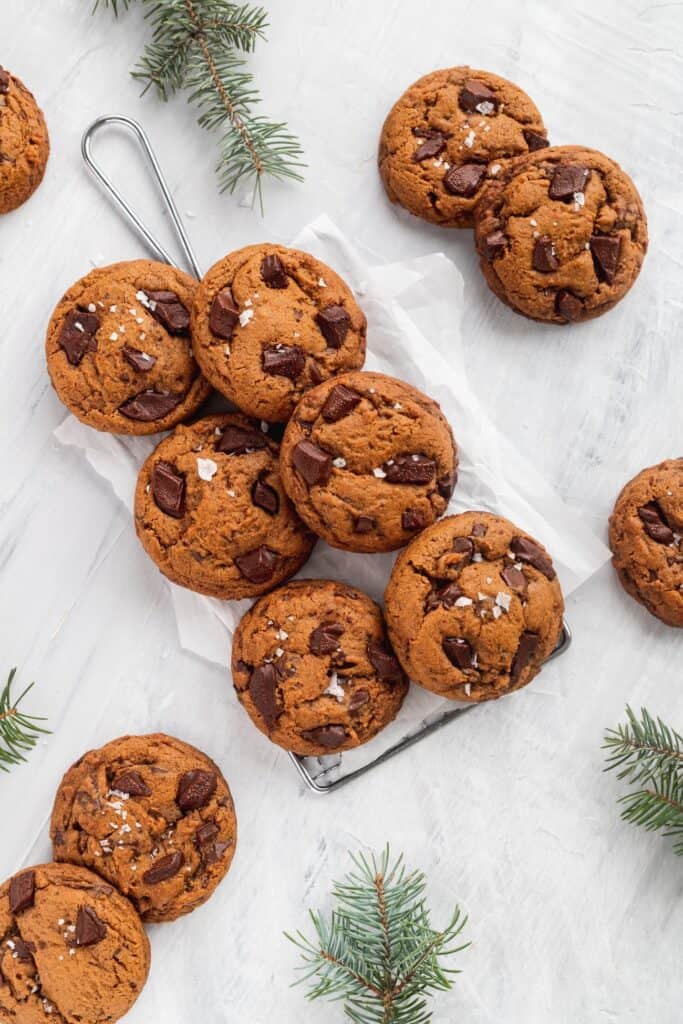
[122, 345, 156, 372]
[437, 473, 456, 501]
[216, 424, 267, 455]
[72, 906, 107, 947]
[354, 515, 375, 534]
[426, 580, 462, 612]
[300, 725, 347, 749]
[321, 384, 361, 422]
[151, 461, 186, 518]
[203, 840, 230, 866]
[111, 771, 151, 797]
[510, 536, 556, 579]
[453, 536, 474, 561]
[511, 631, 539, 683]
[443, 163, 487, 197]
[58, 309, 100, 366]
[548, 164, 591, 201]
[209, 288, 240, 338]
[144, 290, 190, 335]
[413, 133, 446, 162]
[348, 689, 370, 713]
[262, 344, 305, 379]
[119, 390, 182, 421]
[12, 937, 35, 962]
[459, 79, 498, 113]
[367, 640, 403, 683]
[501, 565, 528, 598]
[383, 453, 435, 485]
[0, 67, 9, 94]
[402, 508, 426, 531]
[638, 502, 674, 545]
[177, 770, 217, 813]
[532, 236, 559, 273]
[252, 478, 279, 515]
[472, 522, 487, 537]
[316, 305, 351, 349]
[555, 290, 583, 322]
[524, 129, 549, 152]
[195, 821, 219, 848]
[9, 871, 35, 914]
[442, 637, 473, 669]
[590, 235, 621, 284]
[260, 253, 288, 289]
[484, 230, 507, 261]
[235, 545, 278, 583]
[249, 664, 281, 727]
[142, 851, 184, 885]
[292, 440, 332, 486]
[309, 622, 344, 656]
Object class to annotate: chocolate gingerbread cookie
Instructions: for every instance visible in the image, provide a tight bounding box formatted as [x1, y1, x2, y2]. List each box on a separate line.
[384, 512, 564, 700]
[609, 459, 683, 627]
[45, 260, 211, 434]
[0, 862, 149, 1023]
[192, 244, 367, 422]
[378, 66, 548, 228]
[474, 145, 648, 323]
[134, 414, 315, 598]
[0, 65, 49, 214]
[50, 733, 237, 923]
[232, 579, 408, 755]
[279, 371, 458, 553]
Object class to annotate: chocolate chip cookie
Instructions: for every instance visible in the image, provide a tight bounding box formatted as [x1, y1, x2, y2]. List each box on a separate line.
[279, 372, 458, 553]
[609, 459, 683, 627]
[0, 66, 49, 214]
[474, 145, 648, 323]
[134, 413, 315, 598]
[384, 512, 564, 700]
[232, 579, 408, 755]
[378, 66, 548, 228]
[0, 861, 149, 1022]
[50, 733, 237, 923]
[191, 244, 367, 422]
[45, 260, 211, 434]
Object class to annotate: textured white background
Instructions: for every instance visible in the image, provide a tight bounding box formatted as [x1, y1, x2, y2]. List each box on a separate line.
[2, 1, 682, 1021]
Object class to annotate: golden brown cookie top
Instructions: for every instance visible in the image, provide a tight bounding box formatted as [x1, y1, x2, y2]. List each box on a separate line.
[609, 459, 683, 627]
[0, 861, 149, 1023]
[50, 733, 237, 923]
[45, 259, 211, 434]
[0, 66, 49, 214]
[232, 579, 408, 756]
[384, 512, 564, 701]
[192, 244, 367, 422]
[134, 414, 316, 599]
[279, 371, 458, 553]
[378, 66, 547, 228]
[474, 144, 648, 323]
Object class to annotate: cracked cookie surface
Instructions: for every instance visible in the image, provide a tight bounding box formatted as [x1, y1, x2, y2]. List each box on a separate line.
[134, 413, 316, 599]
[0, 66, 49, 214]
[609, 459, 683, 627]
[191, 244, 366, 422]
[384, 512, 564, 701]
[0, 861, 149, 1023]
[378, 66, 547, 228]
[232, 579, 408, 755]
[50, 733, 237, 923]
[473, 145, 648, 323]
[279, 371, 458, 553]
[45, 259, 211, 434]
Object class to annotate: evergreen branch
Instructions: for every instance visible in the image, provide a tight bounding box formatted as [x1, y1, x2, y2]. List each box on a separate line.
[286, 846, 469, 1023]
[0, 668, 50, 772]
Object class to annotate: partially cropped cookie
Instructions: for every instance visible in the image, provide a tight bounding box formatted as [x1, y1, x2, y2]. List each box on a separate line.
[378, 66, 548, 228]
[0, 862, 149, 1023]
[385, 512, 564, 701]
[45, 260, 211, 434]
[280, 371, 458, 553]
[50, 733, 237, 923]
[474, 145, 648, 323]
[135, 413, 315, 598]
[0, 65, 49, 213]
[192, 244, 367, 422]
[232, 579, 408, 755]
[609, 459, 683, 627]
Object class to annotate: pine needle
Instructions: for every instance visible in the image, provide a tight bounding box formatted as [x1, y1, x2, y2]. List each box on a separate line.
[0, 668, 50, 772]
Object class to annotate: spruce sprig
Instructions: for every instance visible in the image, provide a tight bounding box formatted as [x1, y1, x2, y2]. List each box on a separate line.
[604, 706, 683, 856]
[0, 669, 50, 772]
[286, 847, 469, 1023]
[91, 0, 305, 208]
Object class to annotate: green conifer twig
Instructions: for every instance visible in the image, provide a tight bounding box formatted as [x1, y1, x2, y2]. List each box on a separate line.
[0, 668, 50, 772]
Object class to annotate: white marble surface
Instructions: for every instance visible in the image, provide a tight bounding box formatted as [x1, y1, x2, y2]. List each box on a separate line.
[2, 1, 682, 1021]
